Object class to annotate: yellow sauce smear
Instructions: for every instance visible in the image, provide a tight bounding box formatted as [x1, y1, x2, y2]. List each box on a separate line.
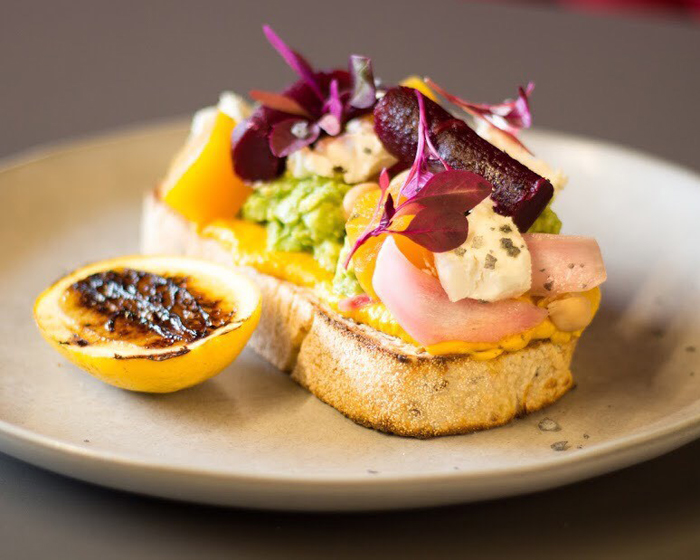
[202, 218, 600, 360]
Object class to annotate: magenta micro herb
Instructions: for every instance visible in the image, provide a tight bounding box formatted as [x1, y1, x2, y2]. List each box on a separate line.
[345, 90, 493, 267]
[255, 25, 378, 157]
[248, 90, 312, 118]
[262, 25, 324, 100]
[426, 78, 535, 154]
[269, 119, 321, 158]
[319, 79, 343, 136]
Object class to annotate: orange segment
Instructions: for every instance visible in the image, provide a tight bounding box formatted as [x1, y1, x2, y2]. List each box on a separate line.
[399, 76, 437, 101]
[350, 236, 385, 300]
[345, 189, 383, 298]
[161, 111, 251, 225]
[394, 235, 435, 275]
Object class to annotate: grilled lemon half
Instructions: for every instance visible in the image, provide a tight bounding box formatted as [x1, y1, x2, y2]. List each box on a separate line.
[34, 255, 261, 393]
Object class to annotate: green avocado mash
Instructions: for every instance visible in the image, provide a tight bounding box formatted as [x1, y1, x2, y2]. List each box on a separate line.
[528, 203, 562, 234]
[241, 174, 351, 272]
[332, 237, 364, 297]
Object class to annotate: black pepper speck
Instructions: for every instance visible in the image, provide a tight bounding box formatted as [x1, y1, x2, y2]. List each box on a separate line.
[500, 238, 521, 257]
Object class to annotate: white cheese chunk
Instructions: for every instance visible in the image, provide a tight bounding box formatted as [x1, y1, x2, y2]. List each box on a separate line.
[189, 106, 217, 138]
[217, 91, 252, 122]
[288, 116, 397, 184]
[475, 121, 568, 194]
[189, 91, 252, 138]
[434, 199, 532, 302]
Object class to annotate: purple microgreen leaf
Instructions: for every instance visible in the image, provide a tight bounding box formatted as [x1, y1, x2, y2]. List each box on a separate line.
[393, 171, 491, 220]
[425, 78, 535, 154]
[366, 168, 391, 235]
[391, 207, 469, 253]
[392, 200, 425, 219]
[269, 118, 320, 157]
[510, 83, 534, 129]
[398, 92, 428, 200]
[397, 90, 453, 200]
[262, 25, 324, 100]
[378, 168, 390, 193]
[409, 170, 492, 211]
[380, 193, 395, 228]
[401, 168, 434, 200]
[319, 79, 343, 136]
[348, 55, 376, 109]
[317, 113, 341, 136]
[415, 91, 451, 169]
[249, 90, 312, 118]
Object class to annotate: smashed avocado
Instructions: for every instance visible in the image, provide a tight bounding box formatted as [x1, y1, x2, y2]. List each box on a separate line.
[332, 237, 364, 297]
[241, 174, 351, 272]
[528, 203, 562, 234]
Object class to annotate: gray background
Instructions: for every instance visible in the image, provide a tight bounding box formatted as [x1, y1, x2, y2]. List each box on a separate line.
[1, 0, 700, 558]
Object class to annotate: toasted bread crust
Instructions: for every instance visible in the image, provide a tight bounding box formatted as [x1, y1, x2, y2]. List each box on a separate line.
[142, 194, 575, 437]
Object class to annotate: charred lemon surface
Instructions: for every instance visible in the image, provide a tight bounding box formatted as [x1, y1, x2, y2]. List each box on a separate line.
[34, 256, 261, 393]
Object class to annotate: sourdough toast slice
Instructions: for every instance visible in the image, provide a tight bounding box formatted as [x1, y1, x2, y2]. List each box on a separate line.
[141, 194, 575, 437]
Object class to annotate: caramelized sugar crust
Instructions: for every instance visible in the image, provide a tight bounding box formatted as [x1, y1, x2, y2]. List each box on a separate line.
[63, 269, 233, 348]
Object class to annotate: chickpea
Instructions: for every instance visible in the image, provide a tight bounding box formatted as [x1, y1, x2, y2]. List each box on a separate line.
[547, 295, 594, 332]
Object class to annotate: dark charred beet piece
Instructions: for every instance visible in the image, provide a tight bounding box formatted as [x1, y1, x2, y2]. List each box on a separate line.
[374, 87, 553, 231]
[232, 70, 362, 182]
[231, 106, 284, 182]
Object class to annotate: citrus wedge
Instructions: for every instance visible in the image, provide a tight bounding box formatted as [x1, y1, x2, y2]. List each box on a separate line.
[160, 109, 251, 225]
[399, 75, 437, 101]
[34, 255, 261, 393]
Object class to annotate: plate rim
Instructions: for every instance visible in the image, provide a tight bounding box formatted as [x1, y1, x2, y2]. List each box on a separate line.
[3, 122, 700, 509]
[1, 399, 700, 485]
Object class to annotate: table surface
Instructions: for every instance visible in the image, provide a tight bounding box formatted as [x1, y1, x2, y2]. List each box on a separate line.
[2, 1, 700, 558]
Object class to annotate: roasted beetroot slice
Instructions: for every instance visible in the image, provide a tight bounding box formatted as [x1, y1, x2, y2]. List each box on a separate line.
[374, 87, 553, 231]
[232, 114, 284, 182]
[231, 71, 358, 183]
[373, 86, 454, 162]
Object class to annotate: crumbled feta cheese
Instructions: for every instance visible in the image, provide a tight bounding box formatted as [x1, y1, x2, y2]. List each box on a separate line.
[189, 107, 217, 138]
[288, 117, 397, 184]
[475, 121, 568, 194]
[189, 92, 253, 138]
[217, 91, 252, 122]
[434, 199, 532, 302]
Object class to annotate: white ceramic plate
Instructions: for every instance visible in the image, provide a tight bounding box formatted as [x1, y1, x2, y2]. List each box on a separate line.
[1, 122, 699, 512]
